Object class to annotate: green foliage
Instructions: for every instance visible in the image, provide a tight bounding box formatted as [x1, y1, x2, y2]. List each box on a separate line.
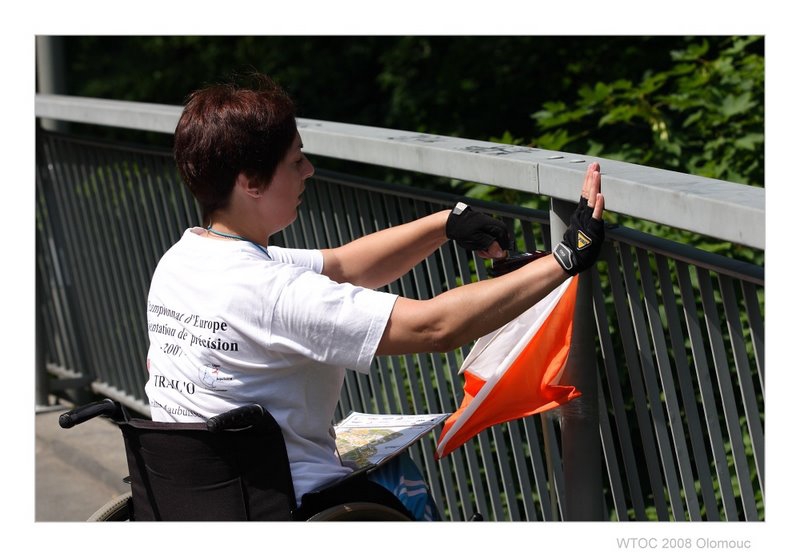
[61, 36, 763, 191]
[531, 36, 764, 188]
[61, 36, 687, 139]
[526, 36, 764, 265]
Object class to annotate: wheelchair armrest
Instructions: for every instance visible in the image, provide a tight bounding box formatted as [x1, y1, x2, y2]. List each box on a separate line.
[59, 399, 125, 429]
[206, 404, 266, 432]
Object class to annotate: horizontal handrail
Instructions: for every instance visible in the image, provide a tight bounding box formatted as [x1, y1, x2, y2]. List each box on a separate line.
[35, 93, 765, 249]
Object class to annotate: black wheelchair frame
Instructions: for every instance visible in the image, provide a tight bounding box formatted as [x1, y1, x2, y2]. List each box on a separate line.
[59, 399, 413, 521]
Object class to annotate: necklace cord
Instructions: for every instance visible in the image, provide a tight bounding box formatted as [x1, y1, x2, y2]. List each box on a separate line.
[206, 227, 271, 259]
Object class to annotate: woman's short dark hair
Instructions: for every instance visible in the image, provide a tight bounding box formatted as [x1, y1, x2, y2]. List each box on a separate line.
[173, 74, 297, 224]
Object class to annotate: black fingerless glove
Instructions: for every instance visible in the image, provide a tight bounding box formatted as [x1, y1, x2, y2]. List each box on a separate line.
[553, 197, 604, 275]
[446, 202, 511, 252]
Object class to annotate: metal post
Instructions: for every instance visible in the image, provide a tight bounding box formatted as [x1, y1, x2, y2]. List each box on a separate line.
[550, 197, 604, 520]
[35, 254, 49, 407]
[35, 36, 68, 132]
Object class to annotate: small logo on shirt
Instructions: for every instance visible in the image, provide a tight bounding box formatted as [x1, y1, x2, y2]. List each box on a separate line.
[199, 364, 234, 391]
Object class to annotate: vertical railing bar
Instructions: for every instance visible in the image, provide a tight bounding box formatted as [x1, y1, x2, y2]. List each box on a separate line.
[606, 243, 670, 519]
[385, 359, 411, 415]
[636, 247, 700, 520]
[296, 174, 326, 249]
[489, 426, 520, 521]
[717, 275, 764, 498]
[79, 146, 135, 392]
[407, 198, 445, 415]
[327, 180, 353, 244]
[597, 373, 628, 520]
[160, 154, 197, 231]
[341, 182, 384, 413]
[111, 150, 169, 402]
[506, 419, 538, 520]
[324, 180, 373, 413]
[445, 449, 474, 521]
[57, 139, 118, 381]
[386, 196, 429, 414]
[418, 196, 492, 520]
[111, 151, 154, 308]
[542, 415, 566, 519]
[502, 207, 544, 522]
[362, 189, 401, 415]
[378, 195, 411, 414]
[476, 211, 522, 521]
[86, 147, 130, 386]
[312, 176, 340, 248]
[416, 241, 472, 513]
[540, 414, 559, 520]
[406, 196, 474, 521]
[374, 356, 400, 414]
[295, 187, 316, 248]
[591, 250, 648, 519]
[315, 175, 340, 248]
[34, 172, 64, 368]
[139, 147, 176, 261]
[655, 255, 720, 520]
[368, 190, 407, 416]
[44, 137, 101, 376]
[741, 282, 764, 391]
[283, 203, 305, 248]
[89, 147, 141, 396]
[335, 372, 354, 420]
[108, 148, 160, 277]
[454, 440, 486, 517]
[56, 139, 104, 377]
[109, 151, 149, 396]
[312, 180, 369, 419]
[276, 194, 300, 248]
[521, 416, 551, 520]
[113, 149, 160, 396]
[473, 428, 503, 520]
[383, 195, 437, 472]
[37, 138, 85, 372]
[696, 267, 756, 520]
[520, 219, 537, 252]
[430, 243, 469, 404]
[675, 263, 737, 519]
[36, 177, 76, 373]
[413, 433, 452, 521]
[620, 246, 685, 520]
[447, 238, 500, 519]
[145, 152, 185, 244]
[128, 149, 167, 271]
[299, 175, 326, 248]
[36, 232, 68, 373]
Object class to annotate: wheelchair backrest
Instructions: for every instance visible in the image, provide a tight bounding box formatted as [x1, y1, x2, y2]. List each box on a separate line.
[119, 409, 296, 521]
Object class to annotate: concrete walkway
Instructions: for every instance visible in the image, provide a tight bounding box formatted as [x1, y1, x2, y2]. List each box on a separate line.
[35, 402, 130, 521]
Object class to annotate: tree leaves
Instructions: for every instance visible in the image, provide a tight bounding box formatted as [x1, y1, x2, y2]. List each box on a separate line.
[531, 36, 764, 189]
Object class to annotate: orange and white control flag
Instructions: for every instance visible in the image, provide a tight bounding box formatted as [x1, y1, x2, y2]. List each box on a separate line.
[435, 275, 582, 459]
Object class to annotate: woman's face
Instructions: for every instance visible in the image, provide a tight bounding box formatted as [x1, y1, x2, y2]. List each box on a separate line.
[263, 132, 315, 233]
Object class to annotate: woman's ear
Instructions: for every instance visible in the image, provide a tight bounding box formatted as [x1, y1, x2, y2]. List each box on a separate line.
[236, 172, 262, 199]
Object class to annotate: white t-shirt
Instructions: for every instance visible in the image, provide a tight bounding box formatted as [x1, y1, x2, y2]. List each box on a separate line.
[144, 228, 398, 502]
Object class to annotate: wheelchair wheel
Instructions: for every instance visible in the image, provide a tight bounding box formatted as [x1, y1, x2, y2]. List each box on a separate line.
[306, 502, 412, 521]
[87, 492, 132, 521]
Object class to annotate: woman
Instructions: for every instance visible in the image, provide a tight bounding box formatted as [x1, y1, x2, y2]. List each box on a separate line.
[144, 74, 604, 520]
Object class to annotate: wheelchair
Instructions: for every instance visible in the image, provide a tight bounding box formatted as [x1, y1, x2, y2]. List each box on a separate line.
[59, 399, 413, 521]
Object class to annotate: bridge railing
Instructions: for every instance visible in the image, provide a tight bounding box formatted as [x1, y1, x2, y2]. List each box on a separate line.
[35, 94, 764, 521]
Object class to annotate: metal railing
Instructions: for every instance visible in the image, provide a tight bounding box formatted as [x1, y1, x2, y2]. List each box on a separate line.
[35, 94, 764, 522]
